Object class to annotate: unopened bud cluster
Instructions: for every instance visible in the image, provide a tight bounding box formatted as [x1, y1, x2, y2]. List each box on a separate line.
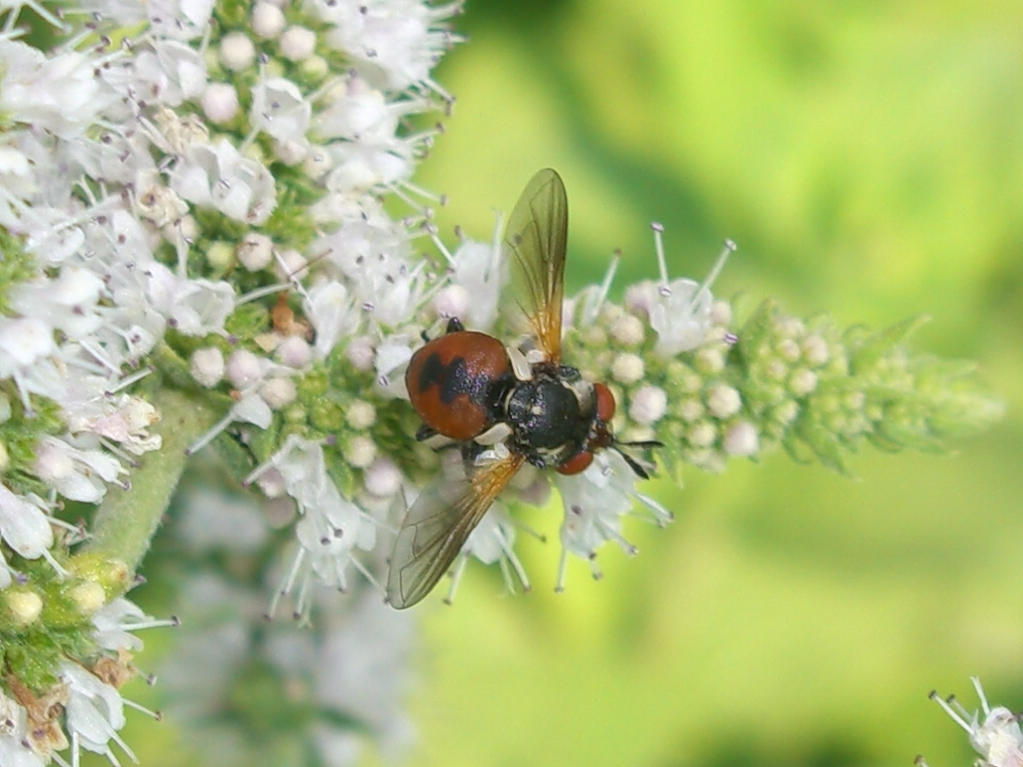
[564, 295, 998, 478]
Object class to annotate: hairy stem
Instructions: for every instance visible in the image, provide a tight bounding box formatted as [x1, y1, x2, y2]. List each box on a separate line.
[82, 387, 221, 574]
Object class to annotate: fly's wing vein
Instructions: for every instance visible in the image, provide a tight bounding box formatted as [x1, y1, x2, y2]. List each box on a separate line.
[502, 168, 568, 363]
[386, 453, 525, 608]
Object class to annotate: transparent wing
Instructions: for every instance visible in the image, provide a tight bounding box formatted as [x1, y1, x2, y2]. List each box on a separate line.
[387, 453, 526, 609]
[502, 168, 568, 363]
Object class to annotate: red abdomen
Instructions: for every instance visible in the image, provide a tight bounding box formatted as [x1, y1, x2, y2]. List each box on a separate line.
[405, 331, 512, 441]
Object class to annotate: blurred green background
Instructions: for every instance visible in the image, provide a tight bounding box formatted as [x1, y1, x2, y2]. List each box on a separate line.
[95, 1, 1023, 765]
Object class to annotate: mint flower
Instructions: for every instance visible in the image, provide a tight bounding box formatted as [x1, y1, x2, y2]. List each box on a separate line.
[0, 0, 1001, 763]
[929, 679, 1023, 767]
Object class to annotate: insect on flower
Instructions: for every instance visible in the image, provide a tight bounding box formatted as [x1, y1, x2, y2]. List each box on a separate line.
[387, 169, 661, 609]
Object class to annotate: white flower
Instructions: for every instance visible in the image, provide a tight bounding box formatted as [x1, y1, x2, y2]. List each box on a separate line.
[706, 383, 742, 419]
[0, 690, 44, 767]
[219, 31, 257, 71]
[315, 0, 462, 93]
[0, 485, 54, 560]
[374, 336, 415, 396]
[252, 1, 286, 39]
[250, 77, 312, 143]
[553, 451, 669, 591]
[460, 506, 529, 596]
[249, 436, 377, 608]
[129, 40, 208, 106]
[145, 262, 236, 336]
[33, 436, 126, 504]
[0, 41, 109, 138]
[314, 75, 402, 141]
[68, 393, 162, 455]
[60, 662, 133, 764]
[325, 139, 416, 192]
[442, 231, 504, 330]
[280, 26, 317, 61]
[630, 230, 735, 358]
[202, 81, 240, 124]
[931, 678, 1023, 767]
[91, 598, 162, 653]
[0, 318, 55, 376]
[9, 266, 104, 340]
[147, 0, 216, 41]
[306, 281, 361, 360]
[170, 138, 277, 224]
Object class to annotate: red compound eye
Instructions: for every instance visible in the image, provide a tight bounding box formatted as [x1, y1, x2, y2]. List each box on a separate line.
[593, 382, 615, 423]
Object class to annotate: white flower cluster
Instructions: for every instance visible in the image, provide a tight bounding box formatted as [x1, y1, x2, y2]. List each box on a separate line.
[0, 0, 460, 763]
[0, 597, 169, 767]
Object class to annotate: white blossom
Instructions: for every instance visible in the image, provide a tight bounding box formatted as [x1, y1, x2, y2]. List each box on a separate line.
[932, 678, 1023, 767]
[145, 262, 236, 336]
[0, 41, 109, 137]
[0, 485, 54, 560]
[60, 662, 132, 764]
[629, 230, 735, 357]
[170, 139, 277, 224]
[0, 690, 44, 767]
[552, 451, 671, 591]
[250, 77, 312, 143]
[33, 436, 126, 504]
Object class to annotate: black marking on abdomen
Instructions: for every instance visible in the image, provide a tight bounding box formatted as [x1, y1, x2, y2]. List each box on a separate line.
[418, 353, 489, 406]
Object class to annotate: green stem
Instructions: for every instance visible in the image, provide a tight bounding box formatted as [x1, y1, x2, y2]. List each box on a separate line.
[82, 387, 221, 574]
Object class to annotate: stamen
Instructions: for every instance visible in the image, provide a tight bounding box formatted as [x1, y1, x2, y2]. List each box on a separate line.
[13, 0, 66, 30]
[554, 547, 569, 593]
[496, 527, 530, 592]
[99, 439, 140, 468]
[293, 571, 312, 624]
[596, 251, 620, 310]
[508, 518, 547, 544]
[497, 555, 515, 593]
[116, 615, 180, 632]
[40, 547, 69, 576]
[650, 222, 669, 291]
[692, 239, 736, 309]
[444, 553, 469, 604]
[104, 367, 153, 395]
[947, 694, 972, 720]
[121, 698, 162, 721]
[929, 689, 972, 732]
[429, 229, 455, 264]
[266, 548, 305, 619]
[78, 339, 121, 373]
[237, 282, 292, 305]
[580, 252, 621, 324]
[595, 518, 637, 556]
[347, 554, 381, 590]
[185, 410, 237, 455]
[971, 676, 991, 714]
[107, 725, 136, 765]
[633, 493, 674, 526]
